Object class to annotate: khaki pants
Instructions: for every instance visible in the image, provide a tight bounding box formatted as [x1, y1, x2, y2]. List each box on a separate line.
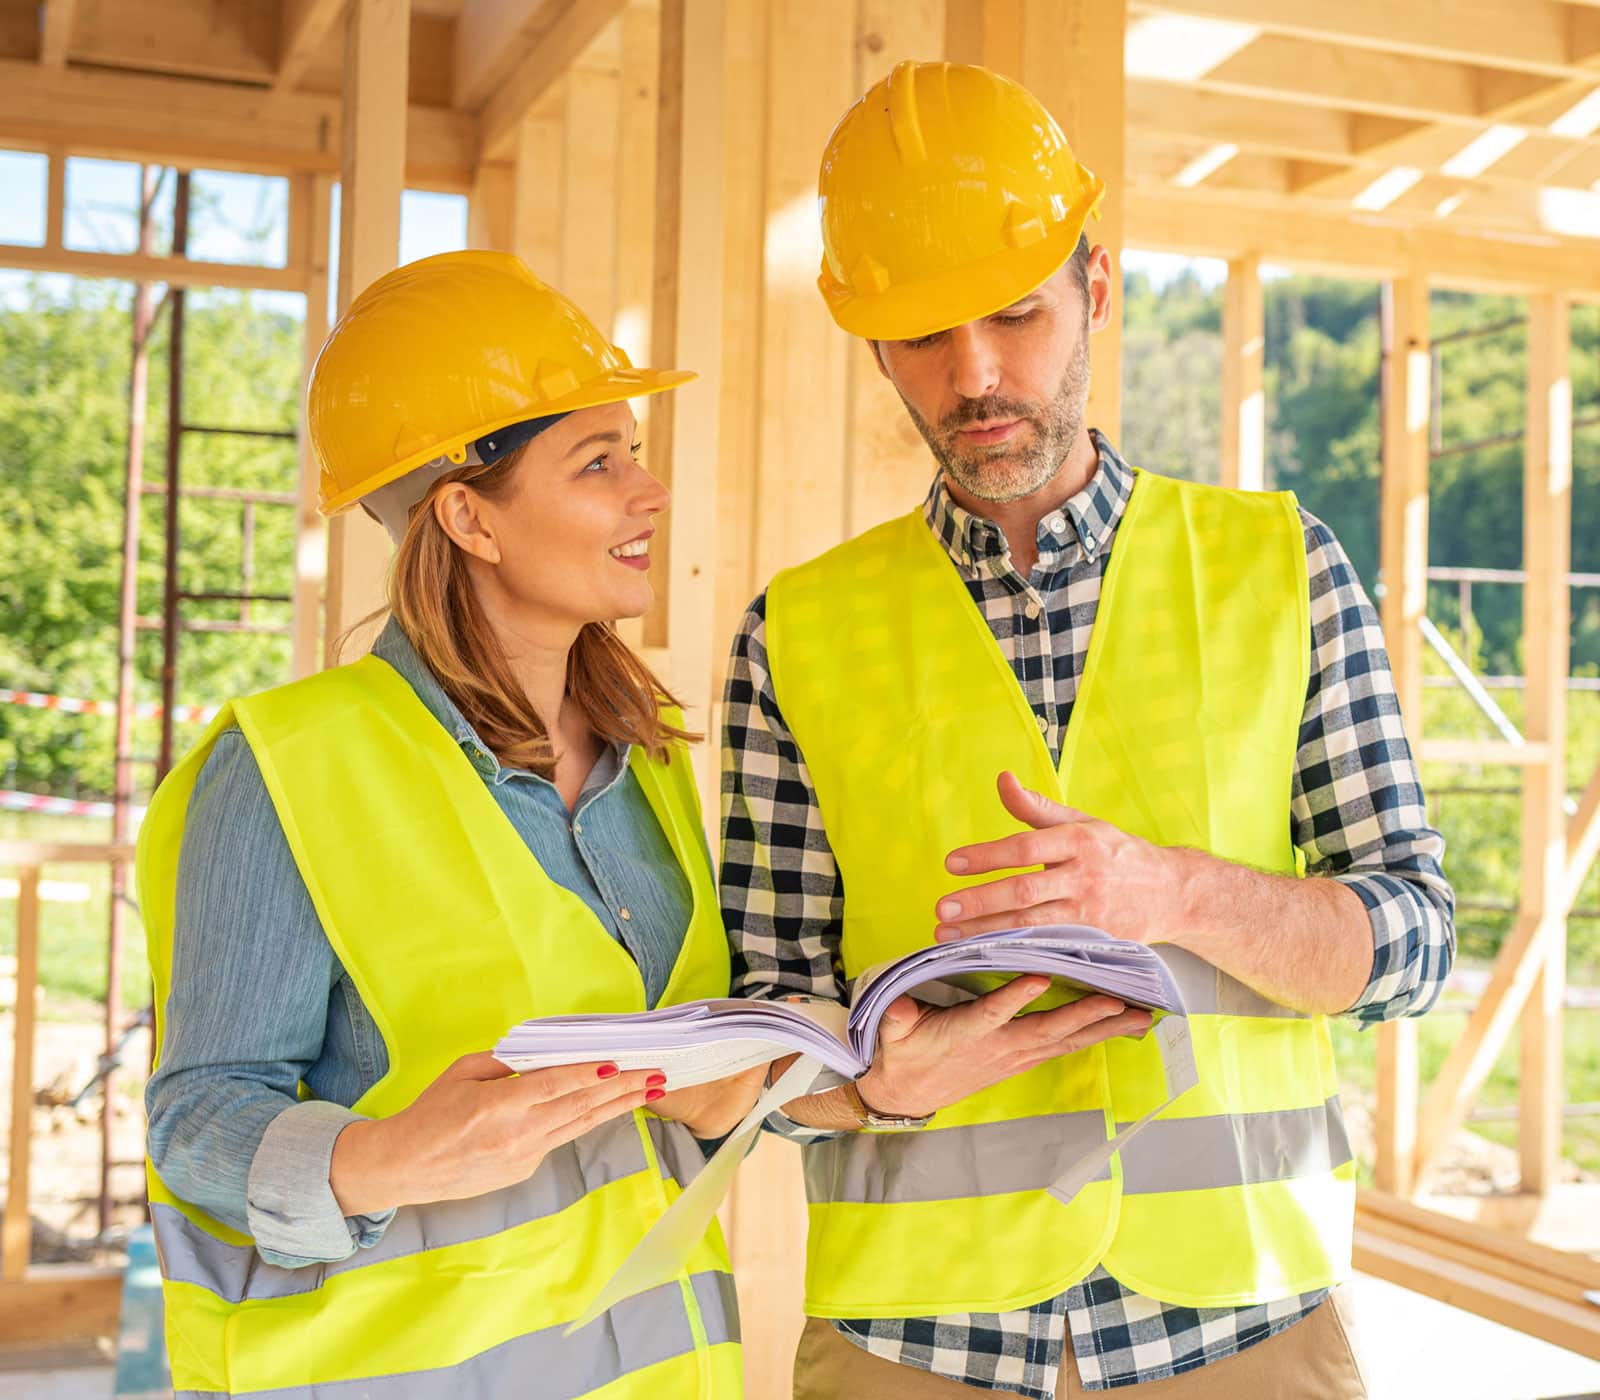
[793, 1287, 1369, 1399]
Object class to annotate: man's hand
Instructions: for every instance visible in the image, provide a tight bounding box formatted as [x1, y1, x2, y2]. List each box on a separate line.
[852, 976, 1151, 1120]
[933, 771, 1188, 944]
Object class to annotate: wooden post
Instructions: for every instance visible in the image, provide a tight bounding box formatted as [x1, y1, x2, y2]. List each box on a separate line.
[2, 868, 40, 1281]
[1221, 254, 1265, 491]
[1520, 292, 1571, 1195]
[291, 172, 333, 679]
[648, 0, 725, 817]
[1019, 0, 1124, 443]
[324, 0, 408, 664]
[467, 160, 512, 251]
[1374, 271, 1429, 1196]
[510, 112, 563, 275]
[751, 0, 856, 585]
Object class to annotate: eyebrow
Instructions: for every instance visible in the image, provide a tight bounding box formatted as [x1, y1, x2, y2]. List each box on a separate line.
[563, 429, 631, 459]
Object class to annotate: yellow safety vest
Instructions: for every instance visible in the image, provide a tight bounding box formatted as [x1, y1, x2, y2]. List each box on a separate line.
[138, 655, 742, 1399]
[764, 469, 1354, 1317]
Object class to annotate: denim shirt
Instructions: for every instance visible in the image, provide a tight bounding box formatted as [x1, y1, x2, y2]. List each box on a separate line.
[145, 619, 704, 1267]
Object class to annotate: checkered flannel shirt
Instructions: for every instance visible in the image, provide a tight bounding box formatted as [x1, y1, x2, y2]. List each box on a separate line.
[719, 433, 1455, 1394]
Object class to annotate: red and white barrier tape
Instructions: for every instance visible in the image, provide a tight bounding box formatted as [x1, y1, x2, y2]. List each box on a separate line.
[0, 687, 219, 724]
[0, 788, 145, 821]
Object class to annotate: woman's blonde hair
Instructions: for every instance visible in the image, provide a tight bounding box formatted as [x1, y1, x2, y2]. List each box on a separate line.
[385, 448, 697, 777]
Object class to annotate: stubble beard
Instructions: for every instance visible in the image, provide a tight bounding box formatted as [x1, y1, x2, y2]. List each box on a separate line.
[902, 336, 1091, 506]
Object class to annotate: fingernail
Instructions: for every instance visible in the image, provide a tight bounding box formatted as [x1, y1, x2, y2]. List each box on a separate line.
[646, 1072, 667, 1088]
[597, 1064, 619, 1079]
[946, 855, 969, 874]
[646, 1087, 666, 1102]
[934, 925, 957, 941]
[938, 898, 962, 919]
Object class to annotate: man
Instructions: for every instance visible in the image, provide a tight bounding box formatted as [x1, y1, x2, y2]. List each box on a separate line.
[721, 61, 1454, 1398]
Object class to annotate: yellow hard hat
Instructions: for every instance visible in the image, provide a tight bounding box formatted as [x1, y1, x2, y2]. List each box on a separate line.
[308, 250, 694, 515]
[816, 61, 1105, 341]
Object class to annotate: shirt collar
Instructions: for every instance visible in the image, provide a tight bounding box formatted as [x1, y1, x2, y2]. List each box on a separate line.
[371, 617, 628, 795]
[922, 428, 1135, 573]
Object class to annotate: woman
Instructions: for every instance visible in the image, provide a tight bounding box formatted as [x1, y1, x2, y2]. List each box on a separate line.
[141, 251, 758, 1399]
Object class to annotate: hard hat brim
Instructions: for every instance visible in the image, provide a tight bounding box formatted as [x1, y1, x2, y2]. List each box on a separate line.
[319, 366, 696, 516]
[821, 209, 1091, 343]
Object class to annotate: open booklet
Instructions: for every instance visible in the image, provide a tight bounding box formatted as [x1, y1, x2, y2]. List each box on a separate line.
[492, 925, 1200, 1332]
[495, 924, 1186, 1088]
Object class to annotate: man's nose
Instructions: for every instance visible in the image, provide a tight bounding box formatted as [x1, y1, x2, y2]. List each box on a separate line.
[946, 322, 1002, 403]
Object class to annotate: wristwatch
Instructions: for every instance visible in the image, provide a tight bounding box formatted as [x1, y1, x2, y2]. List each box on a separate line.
[846, 1078, 934, 1131]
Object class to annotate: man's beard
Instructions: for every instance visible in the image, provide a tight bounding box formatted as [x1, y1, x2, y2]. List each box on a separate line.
[902, 337, 1090, 505]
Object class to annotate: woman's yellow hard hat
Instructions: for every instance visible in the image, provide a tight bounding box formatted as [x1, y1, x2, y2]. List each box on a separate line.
[816, 61, 1105, 342]
[308, 250, 694, 515]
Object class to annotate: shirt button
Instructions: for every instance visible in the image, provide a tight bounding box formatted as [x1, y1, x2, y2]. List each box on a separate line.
[573, 821, 583, 836]
[619, 908, 632, 922]
[1024, 598, 1041, 620]
[1047, 513, 1067, 534]
[1035, 714, 1049, 732]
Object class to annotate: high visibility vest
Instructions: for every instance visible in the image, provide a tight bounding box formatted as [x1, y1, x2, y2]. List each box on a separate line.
[138, 655, 742, 1399]
[764, 469, 1354, 1317]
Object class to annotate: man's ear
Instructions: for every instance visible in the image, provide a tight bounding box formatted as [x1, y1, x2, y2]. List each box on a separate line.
[1086, 244, 1115, 333]
[433, 482, 502, 564]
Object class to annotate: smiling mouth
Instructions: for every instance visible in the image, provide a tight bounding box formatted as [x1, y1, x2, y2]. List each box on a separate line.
[610, 539, 650, 560]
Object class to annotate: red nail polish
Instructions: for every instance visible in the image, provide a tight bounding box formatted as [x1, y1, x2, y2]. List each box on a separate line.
[646, 1072, 667, 1088]
[646, 1087, 666, 1102]
[597, 1064, 619, 1079]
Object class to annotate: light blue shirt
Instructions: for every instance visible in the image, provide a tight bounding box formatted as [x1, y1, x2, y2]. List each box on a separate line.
[145, 619, 704, 1267]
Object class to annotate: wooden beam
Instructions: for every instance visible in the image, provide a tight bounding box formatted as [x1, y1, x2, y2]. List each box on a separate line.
[454, 0, 559, 110]
[0, 242, 308, 291]
[290, 173, 333, 680]
[844, 0, 946, 539]
[278, 0, 348, 91]
[751, 0, 855, 585]
[1354, 1189, 1600, 1359]
[478, 0, 628, 159]
[558, 58, 621, 337]
[1373, 271, 1428, 1197]
[1220, 254, 1264, 490]
[1417, 738, 1554, 766]
[1520, 291, 1572, 1194]
[324, 0, 406, 666]
[2, 868, 39, 1281]
[37, 0, 76, 66]
[510, 113, 562, 272]
[1124, 187, 1600, 299]
[1131, 0, 1600, 79]
[0, 1268, 123, 1345]
[1187, 34, 1557, 127]
[0, 57, 475, 189]
[467, 159, 512, 250]
[69, 0, 278, 84]
[1017, 0, 1125, 440]
[648, 0, 725, 814]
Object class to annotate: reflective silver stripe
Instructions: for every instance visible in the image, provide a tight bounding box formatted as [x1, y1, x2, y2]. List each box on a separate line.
[807, 1097, 1351, 1204]
[1119, 1096, 1352, 1195]
[172, 1270, 738, 1400]
[1156, 946, 1308, 1019]
[805, 1111, 1112, 1204]
[156, 1114, 660, 1305]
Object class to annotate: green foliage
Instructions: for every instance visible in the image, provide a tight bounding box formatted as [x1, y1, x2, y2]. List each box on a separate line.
[0, 279, 303, 800]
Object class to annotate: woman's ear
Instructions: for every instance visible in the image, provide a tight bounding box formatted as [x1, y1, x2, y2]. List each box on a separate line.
[432, 482, 502, 564]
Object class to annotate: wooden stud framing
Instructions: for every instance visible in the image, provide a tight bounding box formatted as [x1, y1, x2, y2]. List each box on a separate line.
[1220, 254, 1265, 490]
[1, 867, 39, 1281]
[323, 0, 407, 664]
[467, 159, 513, 250]
[278, 0, 349, 91]
[1373, 271, 1429, 1197]
[291, 172, 333, 679]
[1519, 292, 1572, 1193]
[37, 0, 76, 67]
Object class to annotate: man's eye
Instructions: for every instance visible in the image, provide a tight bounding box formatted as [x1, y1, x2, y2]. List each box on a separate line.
[996, 311, 1035, 326]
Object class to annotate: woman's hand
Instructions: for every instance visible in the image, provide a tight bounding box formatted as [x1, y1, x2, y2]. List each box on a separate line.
[646, 1061, 776, 1140]
[330, 1052, 664, 1216]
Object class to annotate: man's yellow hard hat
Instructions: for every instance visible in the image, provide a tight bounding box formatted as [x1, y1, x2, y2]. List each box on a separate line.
[308, 250, 694, 515]
[816, 61, 1105, 342]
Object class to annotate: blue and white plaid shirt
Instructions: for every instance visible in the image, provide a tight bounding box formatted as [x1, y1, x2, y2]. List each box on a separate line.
[719, 433, 1454, 1395]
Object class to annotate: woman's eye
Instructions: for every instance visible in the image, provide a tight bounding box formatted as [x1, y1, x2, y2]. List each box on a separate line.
[582, 454, 609, 474]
